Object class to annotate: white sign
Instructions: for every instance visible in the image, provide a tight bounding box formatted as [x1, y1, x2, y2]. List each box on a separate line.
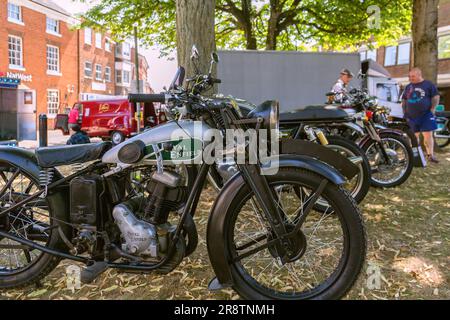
[7, 72, 32, 82]
[92, 82, 106, 91]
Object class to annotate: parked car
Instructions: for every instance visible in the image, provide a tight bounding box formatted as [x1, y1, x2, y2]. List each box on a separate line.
[55, 98, 165, 144]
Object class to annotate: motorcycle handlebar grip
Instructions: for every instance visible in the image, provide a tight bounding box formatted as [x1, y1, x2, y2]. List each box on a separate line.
[128, 93, 167, 104]
[211, 78, 222, 84]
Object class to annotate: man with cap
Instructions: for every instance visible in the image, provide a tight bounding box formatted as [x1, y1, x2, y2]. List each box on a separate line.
[331, 68, 354, 102]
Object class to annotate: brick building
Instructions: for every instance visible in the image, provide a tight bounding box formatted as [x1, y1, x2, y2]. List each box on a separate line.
[359, 0, 450, 109]
[79, 27, 116, 101]
[115, 41, 133, 96]
[0, 0, 78, 134]
[131, 48, 153, 94]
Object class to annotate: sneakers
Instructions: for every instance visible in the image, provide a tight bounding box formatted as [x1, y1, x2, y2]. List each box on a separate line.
[427, 155, 440, 164]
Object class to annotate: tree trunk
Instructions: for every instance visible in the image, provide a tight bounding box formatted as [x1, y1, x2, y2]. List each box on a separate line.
[241, 0, 257, 50]
[412, 0, 439, 83]
[266, 1, 280, 50]
[176, 0, 216, 80]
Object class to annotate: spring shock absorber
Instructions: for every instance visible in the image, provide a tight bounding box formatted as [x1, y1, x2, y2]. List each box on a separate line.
[39, 168, 54, 196]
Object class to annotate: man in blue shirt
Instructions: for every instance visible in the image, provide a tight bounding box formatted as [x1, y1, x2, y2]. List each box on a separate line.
[401, 68, 440, 163]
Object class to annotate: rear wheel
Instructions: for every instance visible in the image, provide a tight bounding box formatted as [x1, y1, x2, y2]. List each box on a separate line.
[0, 162, 62, 289]
[224, 168, 366, 300]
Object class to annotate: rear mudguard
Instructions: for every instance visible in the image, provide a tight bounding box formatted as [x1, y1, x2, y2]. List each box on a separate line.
[281, 139, 359, 180]
[0, 147, 71, 241]
[357, 128, 408, 149]
[206, 154, 346, 288]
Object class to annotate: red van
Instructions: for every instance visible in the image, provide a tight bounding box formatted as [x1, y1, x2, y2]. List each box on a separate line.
[58, 98, 165, 144]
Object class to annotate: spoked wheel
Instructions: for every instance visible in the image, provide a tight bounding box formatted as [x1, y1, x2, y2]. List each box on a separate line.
[0, 162, 61, 289]
[225, 168, 366, 300]
[325, 136, 371, 204]
[362, 133, 413, 188]
[434, 124, 450, 148]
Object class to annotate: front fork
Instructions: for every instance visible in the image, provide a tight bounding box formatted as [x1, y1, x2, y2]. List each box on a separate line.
[365, 121, 391, 164]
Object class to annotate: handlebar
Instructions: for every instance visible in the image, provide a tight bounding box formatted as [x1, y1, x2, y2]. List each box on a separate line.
[128, 93, 167, 104]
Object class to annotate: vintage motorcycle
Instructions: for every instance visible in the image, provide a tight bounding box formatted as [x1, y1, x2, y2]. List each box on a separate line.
[310, 89, 414, 188]
[434, 110, 450, 148]
[0, 50, 366, 300]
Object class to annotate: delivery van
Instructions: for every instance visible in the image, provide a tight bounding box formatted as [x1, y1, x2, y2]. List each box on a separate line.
[56, 98, 165, 144]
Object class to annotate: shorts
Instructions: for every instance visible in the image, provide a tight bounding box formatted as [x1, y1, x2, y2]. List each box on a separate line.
[406, 112, 438, 133]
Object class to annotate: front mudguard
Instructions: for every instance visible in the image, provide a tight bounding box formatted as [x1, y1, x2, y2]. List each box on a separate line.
[0, 147, 71, 242]
[357, 128, 407, 149]
[206, 154, 346, 289]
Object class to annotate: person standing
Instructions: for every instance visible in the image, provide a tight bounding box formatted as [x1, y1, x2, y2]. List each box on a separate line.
[68, 104, 81, 134]
[402, 68, 440, 164]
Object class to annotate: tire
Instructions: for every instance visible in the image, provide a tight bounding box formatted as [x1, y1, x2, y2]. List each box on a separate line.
[361, 133, 414, 188]
[434, 123, 450, 148]
[0, 162, 67, 289]
[326, 136, 371, 204]
[111, 131, 125, 145]
[223, 168, 366, 300]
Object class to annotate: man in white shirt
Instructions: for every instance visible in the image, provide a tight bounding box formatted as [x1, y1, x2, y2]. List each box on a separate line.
[331, 69, 354, 102]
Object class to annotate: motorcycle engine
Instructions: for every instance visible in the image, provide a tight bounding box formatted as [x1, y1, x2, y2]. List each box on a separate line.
[112, 170, 187, 271]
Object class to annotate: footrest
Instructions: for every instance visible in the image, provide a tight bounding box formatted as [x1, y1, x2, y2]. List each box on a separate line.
[80, 261, 108, 284]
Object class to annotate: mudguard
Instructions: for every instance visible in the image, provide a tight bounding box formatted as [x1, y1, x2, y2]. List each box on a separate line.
[357, 128, 407, 149]
[281, 139, 359, 180]
[0, 147, 71, 239]
[206, 154, 346, 289]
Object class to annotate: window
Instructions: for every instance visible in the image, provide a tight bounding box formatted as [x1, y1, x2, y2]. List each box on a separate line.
[46, 17, 59, 34]
[397, 42, 411, 65]
[95, 33, 102, 49]
[7, 2, 22, 23]
[116, 70, 122, 84]
[123, 43, 131, 58]
[376, 83, 400, 103]
[84, 28, 92, 45]
[8, 35, 23, 68]
[105, 66, 111, 82]
[95, 64, 102, 81]
[47, 90, 59, 115]
[47, 45, 60, 73]
[123, 70, 130, 84]
[84, 61, 92, 78]
[439, 34, 450, 60]
[367, 49, 377, 61]
[105, 38, 111, 52]
[384, 46, 397, 67]
[360, 49, 377, 62]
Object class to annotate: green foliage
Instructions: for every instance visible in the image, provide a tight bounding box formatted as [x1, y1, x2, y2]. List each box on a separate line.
[75, 0, 412, 53]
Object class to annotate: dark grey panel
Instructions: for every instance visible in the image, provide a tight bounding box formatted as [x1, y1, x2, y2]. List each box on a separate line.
[217, 51, 361, 112]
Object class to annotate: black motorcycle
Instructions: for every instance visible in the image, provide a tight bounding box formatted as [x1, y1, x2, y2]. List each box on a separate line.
[0, 50, 366, 300]
[434, 110, 450, 148]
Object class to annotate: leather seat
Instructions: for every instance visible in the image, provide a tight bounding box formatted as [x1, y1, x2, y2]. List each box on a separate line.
[435, 111, 450, 118]
[280, 105, 350, 123]
[35, 142, 112, 168]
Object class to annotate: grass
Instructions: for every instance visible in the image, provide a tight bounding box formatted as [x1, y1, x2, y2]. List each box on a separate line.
[0, 150, 449, 300]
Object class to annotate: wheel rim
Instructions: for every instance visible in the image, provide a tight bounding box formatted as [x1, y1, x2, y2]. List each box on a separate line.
[112, 132, 123, 144]
[325, 144, 364, 200]
[0, 165, 51, 275]
[366, 138, 409, 185]
[228, 180, 349, 299]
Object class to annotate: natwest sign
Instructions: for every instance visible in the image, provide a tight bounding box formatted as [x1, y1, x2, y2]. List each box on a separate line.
[0, 71, 32, 82]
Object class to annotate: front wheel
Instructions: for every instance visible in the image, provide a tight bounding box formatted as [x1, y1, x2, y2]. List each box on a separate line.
[434, 123, 450, 148]
[224, 168, 366, 300]
[326, 136, 371, 204]
[362, 133, 413, 188]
